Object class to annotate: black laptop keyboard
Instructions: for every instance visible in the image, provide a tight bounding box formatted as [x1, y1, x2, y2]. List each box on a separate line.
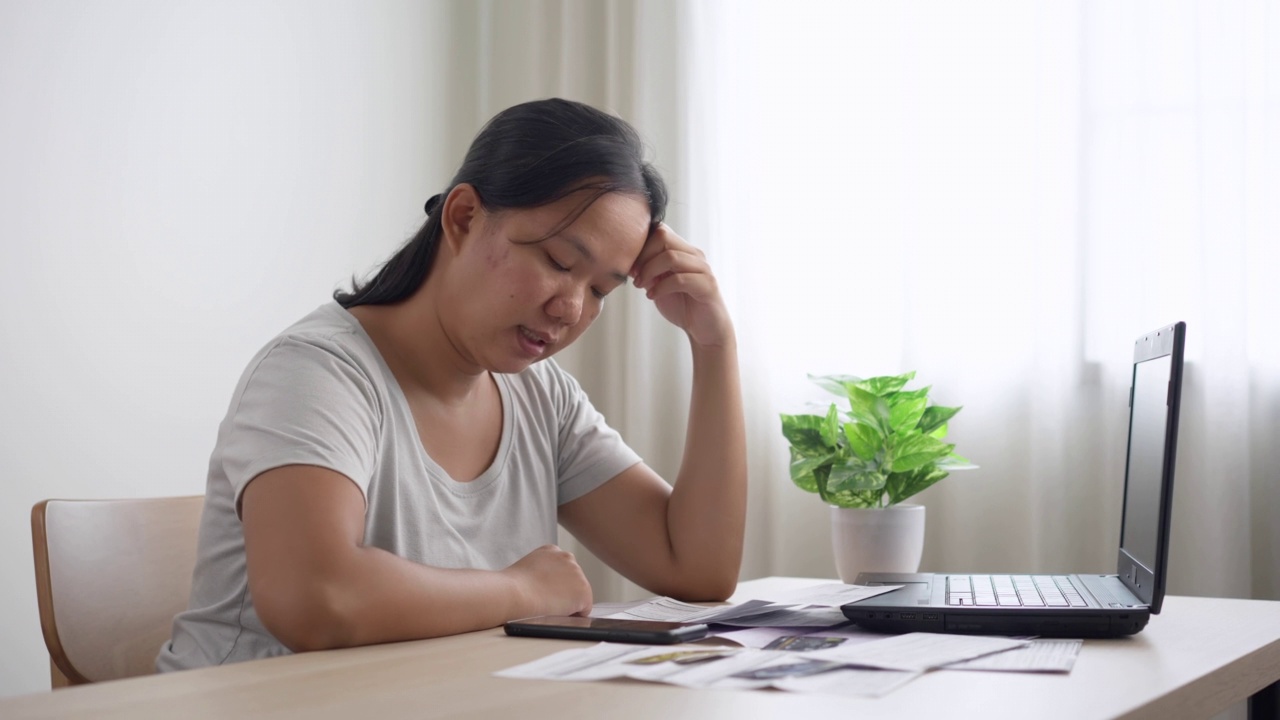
[945, 575, 1088, 607]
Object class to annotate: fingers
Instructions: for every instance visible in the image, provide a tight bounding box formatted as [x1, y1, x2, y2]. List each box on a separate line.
[645, 268, 720, 303]
[634, 250, 710, 297]
[632, 224, 710, 294]
[631, 223, 702, 275]
[630, 223, 732, 345]
[510, 544, 593, 617]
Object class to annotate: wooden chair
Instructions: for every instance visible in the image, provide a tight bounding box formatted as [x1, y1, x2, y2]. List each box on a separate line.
[31, 496, 204, 687]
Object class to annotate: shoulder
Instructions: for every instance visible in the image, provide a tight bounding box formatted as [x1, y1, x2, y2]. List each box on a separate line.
[236, 303, 388, 405]
[271, 303, 374, 354]
[254, 304, 379, 369]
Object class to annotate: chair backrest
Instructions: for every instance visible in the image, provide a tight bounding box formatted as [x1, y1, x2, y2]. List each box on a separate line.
[31, 496, 203, 686]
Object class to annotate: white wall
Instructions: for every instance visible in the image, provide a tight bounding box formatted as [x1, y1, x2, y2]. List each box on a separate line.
[0, 0, 461, 697]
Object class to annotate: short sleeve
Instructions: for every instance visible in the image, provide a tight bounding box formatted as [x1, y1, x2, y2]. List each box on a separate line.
[219, 336, 381, 512]
[550, 363, 643, 504]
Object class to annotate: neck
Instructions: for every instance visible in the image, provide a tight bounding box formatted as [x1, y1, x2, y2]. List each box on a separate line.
[348, 284, 487, 407]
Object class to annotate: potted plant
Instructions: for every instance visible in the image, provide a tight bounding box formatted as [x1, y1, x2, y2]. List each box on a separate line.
[779, 371, 975, 582]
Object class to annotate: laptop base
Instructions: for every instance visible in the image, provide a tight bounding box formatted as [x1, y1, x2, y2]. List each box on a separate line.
[844, 572, 1151, 639]
[842, 605, 1149, 638]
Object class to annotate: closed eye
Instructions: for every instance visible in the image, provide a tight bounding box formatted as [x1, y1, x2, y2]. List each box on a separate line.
[547, 253, 570, 272]
[547, 250, 609, 301]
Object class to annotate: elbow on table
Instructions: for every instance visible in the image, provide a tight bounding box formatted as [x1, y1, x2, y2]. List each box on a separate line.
[254, 579, 361, 653]
[663, 568, 740, 604]
[690, 577, 739, 604]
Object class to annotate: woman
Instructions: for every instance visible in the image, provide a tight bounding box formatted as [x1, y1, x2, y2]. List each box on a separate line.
[157, 98, 746, 671]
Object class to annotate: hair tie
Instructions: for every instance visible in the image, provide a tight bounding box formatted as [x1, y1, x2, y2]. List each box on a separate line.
[424, 194, 443, 215]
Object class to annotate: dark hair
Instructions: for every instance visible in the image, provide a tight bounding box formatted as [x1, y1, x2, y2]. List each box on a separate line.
[335, 98, 668, 308]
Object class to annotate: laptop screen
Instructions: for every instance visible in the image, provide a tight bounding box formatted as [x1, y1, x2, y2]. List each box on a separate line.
[1116, 322, 1184, 613]
[1119, 354, 1173, 572]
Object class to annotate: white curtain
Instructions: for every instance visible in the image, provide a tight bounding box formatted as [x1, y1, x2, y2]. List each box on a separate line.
[693, 0, 1280, 601]
[459, 0, 1279, 604]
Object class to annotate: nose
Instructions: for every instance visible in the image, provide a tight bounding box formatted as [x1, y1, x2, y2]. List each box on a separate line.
[545, 287, 583, 326]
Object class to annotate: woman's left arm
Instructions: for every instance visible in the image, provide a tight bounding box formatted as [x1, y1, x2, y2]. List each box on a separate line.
[558, 224, 747, 601]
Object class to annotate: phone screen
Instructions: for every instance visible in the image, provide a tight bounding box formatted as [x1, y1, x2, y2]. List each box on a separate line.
[504, 616, 710, 644]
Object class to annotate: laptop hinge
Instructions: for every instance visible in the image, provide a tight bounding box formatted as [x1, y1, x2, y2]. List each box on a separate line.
[1083, 574, 1146, 608]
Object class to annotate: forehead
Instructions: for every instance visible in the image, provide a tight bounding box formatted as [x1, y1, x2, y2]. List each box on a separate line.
[565, 192, 651, 254]
[507, 190, 651, 260]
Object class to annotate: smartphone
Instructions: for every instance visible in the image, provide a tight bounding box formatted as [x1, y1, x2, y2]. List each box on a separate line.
[503, 616, 710, 645]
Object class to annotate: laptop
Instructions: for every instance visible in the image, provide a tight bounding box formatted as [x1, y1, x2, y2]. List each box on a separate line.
[842, 321, 1185, 638]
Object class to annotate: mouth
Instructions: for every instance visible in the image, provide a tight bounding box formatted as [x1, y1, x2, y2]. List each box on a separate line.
[516, 326, 555, 357]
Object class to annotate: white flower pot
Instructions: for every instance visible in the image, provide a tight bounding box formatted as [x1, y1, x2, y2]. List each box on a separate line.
[830, 504, 926, 583]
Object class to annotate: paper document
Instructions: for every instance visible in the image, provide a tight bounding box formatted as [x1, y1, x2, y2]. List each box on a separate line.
[587, 600, 649, 618]
[686, 599, 786, 624]
[495, 642, 921, 697]
[495, 632, 1067, 699]
[603, 598, 850, 628]
[761, 582, 904, 607]
[944, 639, 1082, 673]
[772, 666, 921, 698]
[597, 584, 898, 627]
[708, 606, 850, 628]
[495, 642, 652, 682]
[714, 623, 881, 650]
[603, 598, 780, 624]
[806, 632, 1030, 672]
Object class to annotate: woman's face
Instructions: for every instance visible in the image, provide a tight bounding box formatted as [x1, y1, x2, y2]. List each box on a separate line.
[443, 189, 652, 374]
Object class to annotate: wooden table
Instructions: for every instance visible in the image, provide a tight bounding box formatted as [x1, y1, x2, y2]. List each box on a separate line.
[4, 577, 1279, 719]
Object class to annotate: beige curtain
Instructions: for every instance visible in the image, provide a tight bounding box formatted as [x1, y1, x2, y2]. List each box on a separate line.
[447, 0, 700, 602]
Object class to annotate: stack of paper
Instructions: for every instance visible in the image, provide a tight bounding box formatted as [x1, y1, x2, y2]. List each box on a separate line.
[596, 583, 900, 628]
[494, 641, 922, 697]
[500, 582, 1087, 698]
[496, 631, 1041, 697]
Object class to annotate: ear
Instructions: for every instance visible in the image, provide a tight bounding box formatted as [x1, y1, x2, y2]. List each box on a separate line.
[439, 183, 484, 255]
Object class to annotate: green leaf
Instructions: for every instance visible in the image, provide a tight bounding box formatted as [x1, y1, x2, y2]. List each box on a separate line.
[846, 384, 890, 434]
[887, 386, 931, 406]
[929, 422, 949, 439]
[918, 405, 962, 435]
[888, 396, 928, 434]
[820, 403, 842, 448]
[813, 466, 833, 503]
[883, 470, 909, 504]
[854, 372, 916, 397]
[842, 421, 881, 461]
[937, 453, 978, 470]
[780, 413, 833, 454]
[885, 433, 954, 473]
[825, 488, 882, 509]
[791, 471, 818, 493]
[885, 467, 949, 505]
[808, 373, 863, 398]
[789, 447, 832, 492]
[828, 458, 886, 494]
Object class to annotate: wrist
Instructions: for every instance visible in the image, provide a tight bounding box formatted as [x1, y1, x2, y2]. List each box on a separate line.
[689, 326, 738, 360]
[687, 308, 737, 350]
[497, 566, 532, 619]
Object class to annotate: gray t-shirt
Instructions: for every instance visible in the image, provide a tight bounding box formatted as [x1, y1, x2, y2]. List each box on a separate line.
[157, 303, 641, 672]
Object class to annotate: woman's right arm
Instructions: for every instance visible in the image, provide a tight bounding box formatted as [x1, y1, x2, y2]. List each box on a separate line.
[241, 465, 592, 651]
